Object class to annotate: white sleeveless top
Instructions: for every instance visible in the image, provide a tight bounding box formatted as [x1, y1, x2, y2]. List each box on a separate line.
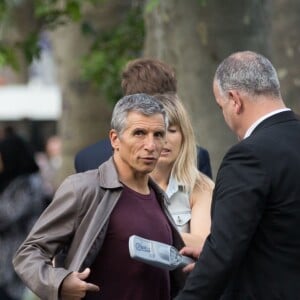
[165, 176, 191, 233]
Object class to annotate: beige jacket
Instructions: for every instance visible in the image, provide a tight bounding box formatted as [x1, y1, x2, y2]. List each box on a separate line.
[13, 158, 185, 300]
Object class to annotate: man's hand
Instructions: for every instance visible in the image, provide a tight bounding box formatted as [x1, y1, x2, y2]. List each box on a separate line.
[180, 246, 201, 273]
[60, 268, 100, 300]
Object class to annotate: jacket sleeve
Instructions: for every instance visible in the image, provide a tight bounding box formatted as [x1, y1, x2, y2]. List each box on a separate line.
[175, 144, 269, 299]
[197, 146, 213, 179]
[13, 176, 82, 300]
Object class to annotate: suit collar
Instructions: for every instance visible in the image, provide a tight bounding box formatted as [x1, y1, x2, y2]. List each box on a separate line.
[251, 110, 298, 136]
[244, 108, 291, 138]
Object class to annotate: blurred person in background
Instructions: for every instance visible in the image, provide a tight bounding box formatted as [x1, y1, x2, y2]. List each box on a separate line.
[0, 127, 5, 140]
[36, 135, 62, 206]
[0, 128, 45, 300]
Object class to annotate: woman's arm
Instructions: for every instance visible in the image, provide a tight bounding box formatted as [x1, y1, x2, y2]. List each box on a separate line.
[181, 176, 214, 248]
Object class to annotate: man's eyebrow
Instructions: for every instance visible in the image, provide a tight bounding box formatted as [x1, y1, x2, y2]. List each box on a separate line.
[132, 127, 146, 131]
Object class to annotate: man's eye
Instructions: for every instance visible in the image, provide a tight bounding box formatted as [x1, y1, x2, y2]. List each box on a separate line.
[155, 132, 165, 138]
[134, 130, 144, 136]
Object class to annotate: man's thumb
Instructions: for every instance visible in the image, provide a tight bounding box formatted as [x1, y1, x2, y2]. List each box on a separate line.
[78, 268, 91, 280]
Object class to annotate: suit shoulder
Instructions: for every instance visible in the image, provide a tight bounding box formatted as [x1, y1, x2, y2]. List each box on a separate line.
[76, 139, 110, 156]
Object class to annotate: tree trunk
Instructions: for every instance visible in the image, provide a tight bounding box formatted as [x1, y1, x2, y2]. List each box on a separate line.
[272, 0, 300, 114]
[144, 0, 271, 177]
[50, 0, 132, 182]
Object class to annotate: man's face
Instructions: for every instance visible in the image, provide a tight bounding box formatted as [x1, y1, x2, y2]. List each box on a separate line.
[213, 80, 235, 132]
[110, 111, 166, 176]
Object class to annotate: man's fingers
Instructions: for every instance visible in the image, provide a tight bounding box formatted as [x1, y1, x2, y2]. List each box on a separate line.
[180, 246, 195, 256]
[179, 246, 191, 255]
[78, 268, 91, 280]
[182, 262, 196, 273]
[86, 282, 100, 292]
[60, 269, 100, 299]
[180, 246, 201, 259]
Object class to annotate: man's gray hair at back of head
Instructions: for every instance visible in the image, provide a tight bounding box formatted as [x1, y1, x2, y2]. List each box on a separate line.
[111, 93, 168, 134]
[214, 51, 281, 99]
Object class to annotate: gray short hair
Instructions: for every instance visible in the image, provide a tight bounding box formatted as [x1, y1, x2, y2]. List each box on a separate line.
[214, 51, 281, 98]
[111, 93, 168, 134]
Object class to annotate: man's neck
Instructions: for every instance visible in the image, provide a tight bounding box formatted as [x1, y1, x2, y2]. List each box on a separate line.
[238, 96, 286, 139]
[113, 157, 150, 195]
[121, 180, 151, 195]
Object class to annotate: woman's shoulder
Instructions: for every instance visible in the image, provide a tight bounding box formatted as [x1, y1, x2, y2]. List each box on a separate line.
[188, 172, 214, 206]
[196, 171, 215, 191]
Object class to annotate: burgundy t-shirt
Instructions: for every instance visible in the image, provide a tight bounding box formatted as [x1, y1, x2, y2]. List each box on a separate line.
[85, 185, 173, 300]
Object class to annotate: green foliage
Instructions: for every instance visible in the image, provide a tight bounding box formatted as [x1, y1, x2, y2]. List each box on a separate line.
[34, 0, 82, 27]
[22, 32, 41, 63]
[65, 1, 81, 21]
[0, 45, 19, 69]
[81, 6, 145, 102]
[0, 1, 91, 66]
[0, 0, 144, 102]
[0, 1, 6, 21]
[34, 0, 83, 25]
[197, 0, 207, 6]
[0, 3, 16, 69]
[145, 0, 159, 13]
[145, 0, 207, 13]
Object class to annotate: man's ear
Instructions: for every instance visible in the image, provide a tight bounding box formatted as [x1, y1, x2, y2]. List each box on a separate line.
[109, 129, 119, 150]
[228, 90, 243, 114]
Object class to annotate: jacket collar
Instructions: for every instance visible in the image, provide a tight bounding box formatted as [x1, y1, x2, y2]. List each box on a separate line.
[251, 110, 298, 136]
[97, 157, 123, 189]
[97, 157, 168, 204]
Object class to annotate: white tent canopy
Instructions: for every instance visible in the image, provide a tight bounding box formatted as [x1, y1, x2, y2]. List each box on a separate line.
[0, 84, 61, 120]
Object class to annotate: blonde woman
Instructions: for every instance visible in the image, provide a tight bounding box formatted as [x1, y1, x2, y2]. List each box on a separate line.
[151, 93, 214, 248]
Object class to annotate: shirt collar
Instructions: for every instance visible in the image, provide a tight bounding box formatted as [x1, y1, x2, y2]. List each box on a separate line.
[243, 108, 291, 139]
[165, 176, 179, 198]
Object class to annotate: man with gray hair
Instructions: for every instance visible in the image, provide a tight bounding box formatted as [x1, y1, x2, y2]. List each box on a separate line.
[13, 93, 185, 300]
[175, 51, 300, 299]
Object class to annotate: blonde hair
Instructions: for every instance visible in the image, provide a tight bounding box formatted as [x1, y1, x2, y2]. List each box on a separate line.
[154, 93, 211, 193]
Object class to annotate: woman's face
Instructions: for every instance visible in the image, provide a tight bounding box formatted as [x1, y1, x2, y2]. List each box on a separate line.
[158, 123, 182, 167]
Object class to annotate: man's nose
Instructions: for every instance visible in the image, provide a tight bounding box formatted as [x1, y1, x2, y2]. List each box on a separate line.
[144, 136, 156, 151]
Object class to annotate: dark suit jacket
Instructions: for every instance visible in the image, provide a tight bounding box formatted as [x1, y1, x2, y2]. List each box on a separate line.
[74, 138, 212, 178]
[175, 111, 300, 300]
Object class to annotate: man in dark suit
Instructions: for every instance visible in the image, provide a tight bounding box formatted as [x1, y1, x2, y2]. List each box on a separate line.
[175, 51, 300, 299]
[74, 58, 212, 178]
